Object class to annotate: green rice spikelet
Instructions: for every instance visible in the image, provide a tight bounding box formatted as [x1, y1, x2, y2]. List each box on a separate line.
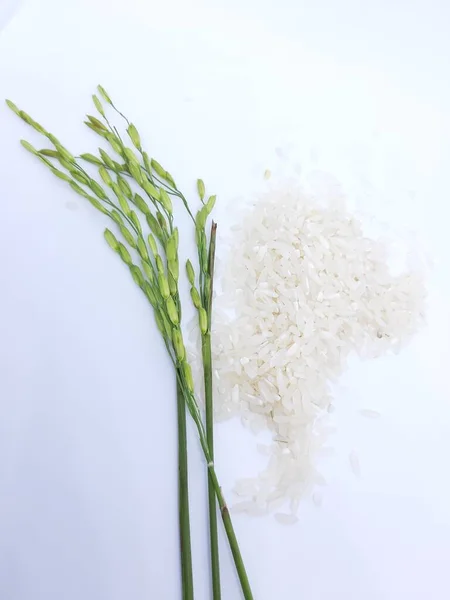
[127, 124, 141, 149]
[93, 94, 105, 117]
[90, 180, 108, 200]
[148, 234, 158, 256]
[146, 214, 163, 240]
[168, 273, 177, 296]
[186, 260, 195, 286]
[99, 166, 113, 186]
[156, 254, 165, 274]
[99, 149, 116, 169]
[182, 362, 195, 393]
[199, 307, 208, 334]
[119, 225, 136, 248]
[197, 179, 205, 201]
[190, 287, 202, 310]
[144, 282, 158, 307]
[158, 273, 170, 299]
[39, 148, 60, 158]
[141, 260, 154, 282]
[118, 176, 132, 199]
[168, 258, 179, 281]
[118, 243, 132, 265]
[159, 189, 173, 214]
[104, 229, 119, 251]
[137, 237, 149, 261]
[166, 296, 179, 325]
[172, 328, 185, 361]
[133, 193, 150, 215]
[129, 211, 142, 234]
[20, 139, 38, 155]
[142, 180, 160, 200]
[130, 265, 144, 287]
[80, 153, 103, 166]
[97, 85, 112, 105]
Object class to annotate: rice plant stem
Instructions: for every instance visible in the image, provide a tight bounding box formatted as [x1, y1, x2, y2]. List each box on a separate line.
[202, 221, 221, 599]
[176, 380, 194, 600]
[184, 398, 253, 600]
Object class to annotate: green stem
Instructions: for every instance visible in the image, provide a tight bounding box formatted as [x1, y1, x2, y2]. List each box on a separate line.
[202, 222, 221, 599]
[185, 403, 253, 600]
[176, 380, 194, 600]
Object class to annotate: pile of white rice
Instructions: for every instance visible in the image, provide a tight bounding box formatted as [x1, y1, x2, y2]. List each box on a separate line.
[191, 184, 425, 523]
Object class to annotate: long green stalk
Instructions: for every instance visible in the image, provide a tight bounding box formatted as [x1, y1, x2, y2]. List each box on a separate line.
[176, 380, 194, 600]
[184, 397, 253, 600]
[202, 222, 221, 599]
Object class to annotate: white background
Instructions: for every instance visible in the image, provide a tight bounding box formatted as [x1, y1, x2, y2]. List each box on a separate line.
[1, 0, 450, 599]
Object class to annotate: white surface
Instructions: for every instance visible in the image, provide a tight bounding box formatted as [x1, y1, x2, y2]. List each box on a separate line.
[0, 1, 450, 599]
